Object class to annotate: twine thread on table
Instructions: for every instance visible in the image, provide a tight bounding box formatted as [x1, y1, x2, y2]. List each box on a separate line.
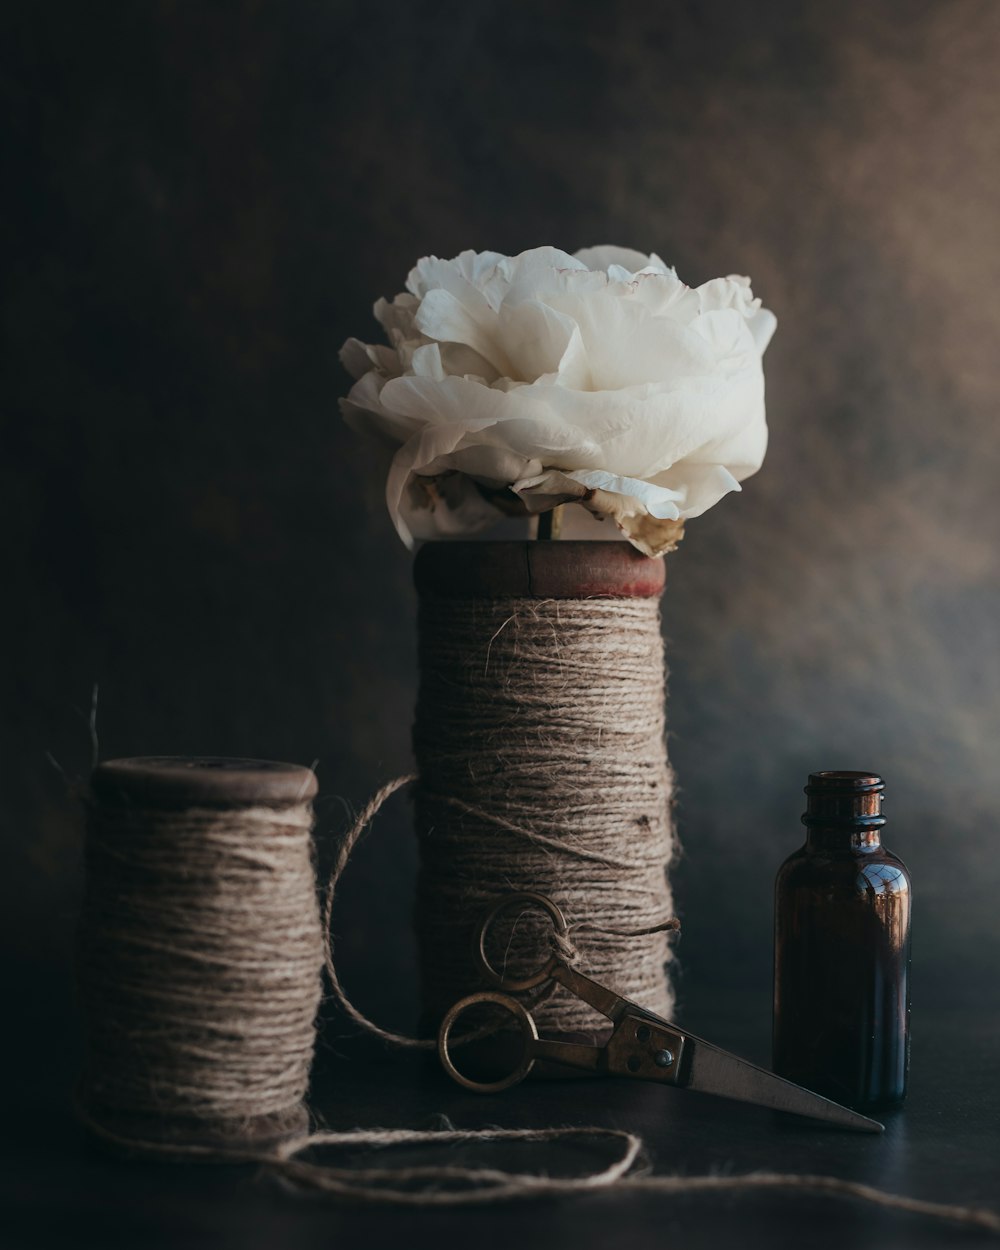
[265, 1128, 1000, 1230]
[77, 798, 324, 1145]
[413, 594, 677, 1034]
[75, 1101, 1000, 1232]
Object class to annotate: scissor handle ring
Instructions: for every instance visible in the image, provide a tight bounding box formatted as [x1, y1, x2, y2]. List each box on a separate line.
[438, 991, 539, 1093]
[474, 891, 569, 991]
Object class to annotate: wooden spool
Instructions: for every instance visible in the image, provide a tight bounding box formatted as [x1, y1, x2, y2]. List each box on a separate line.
[81, 756, 319, 1156]
[412, 542, 671, 1074]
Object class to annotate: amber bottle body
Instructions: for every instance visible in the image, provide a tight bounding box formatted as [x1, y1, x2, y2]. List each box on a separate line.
[773, 773, 911, 1111]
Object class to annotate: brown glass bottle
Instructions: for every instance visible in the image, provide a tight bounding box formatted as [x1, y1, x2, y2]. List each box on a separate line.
[773, 772, 911, 1111]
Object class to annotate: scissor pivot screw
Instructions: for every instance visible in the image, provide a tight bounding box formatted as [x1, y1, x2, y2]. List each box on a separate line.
[654, 1049, 674, 1069]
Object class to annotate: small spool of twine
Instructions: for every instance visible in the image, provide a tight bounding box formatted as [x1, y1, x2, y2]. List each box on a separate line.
[77, 756, 324, 1156]
[412, 541, 677, 1039]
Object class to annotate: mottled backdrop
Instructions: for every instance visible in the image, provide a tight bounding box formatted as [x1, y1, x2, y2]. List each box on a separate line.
[3, 1, 999, 1043]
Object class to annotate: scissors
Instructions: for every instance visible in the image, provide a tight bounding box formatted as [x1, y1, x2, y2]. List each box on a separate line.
[438, 892, 883, 1133]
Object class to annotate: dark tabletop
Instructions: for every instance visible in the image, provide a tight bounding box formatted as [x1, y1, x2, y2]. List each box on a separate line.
[4, 979, 998, 1250]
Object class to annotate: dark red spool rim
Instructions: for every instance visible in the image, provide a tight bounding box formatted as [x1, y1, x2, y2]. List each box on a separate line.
[413, 540, 666, 600]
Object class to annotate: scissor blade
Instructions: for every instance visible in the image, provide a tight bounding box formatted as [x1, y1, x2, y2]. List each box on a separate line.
[531, 1038, 603, 1074]
[684, 1037, 883, 1133]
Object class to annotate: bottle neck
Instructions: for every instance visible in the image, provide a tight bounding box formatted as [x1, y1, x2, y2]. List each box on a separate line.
[805, 824, 883, 852]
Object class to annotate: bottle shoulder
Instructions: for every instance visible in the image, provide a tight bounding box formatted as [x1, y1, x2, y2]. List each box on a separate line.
[776, 842, 911, 895]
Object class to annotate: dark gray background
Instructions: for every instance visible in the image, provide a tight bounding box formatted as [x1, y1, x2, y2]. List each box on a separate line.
[3, 0, 998, 1050]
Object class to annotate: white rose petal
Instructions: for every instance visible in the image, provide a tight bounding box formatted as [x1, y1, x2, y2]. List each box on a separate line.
[341, 245, 775, 556]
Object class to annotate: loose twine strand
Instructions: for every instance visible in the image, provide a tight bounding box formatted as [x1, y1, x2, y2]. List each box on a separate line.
[268, 1126, 1000, 1230]
[322, 774, 428, 1049]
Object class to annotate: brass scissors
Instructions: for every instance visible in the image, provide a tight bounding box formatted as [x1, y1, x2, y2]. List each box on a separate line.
[438, 892, 883, 1133]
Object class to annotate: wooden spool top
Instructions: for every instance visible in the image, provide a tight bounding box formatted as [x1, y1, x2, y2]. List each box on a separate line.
[91, 756, 318, 809]
[413, 541, 666, 599]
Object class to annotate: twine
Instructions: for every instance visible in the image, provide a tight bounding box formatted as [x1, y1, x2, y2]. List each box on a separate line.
[413, 595, 677, 1034]
[76, 1092, 1000, 1232]
[72, 784, 1000, 1231]
[268, 1130, 1000, 1229]
[77, 798, 324, 1145]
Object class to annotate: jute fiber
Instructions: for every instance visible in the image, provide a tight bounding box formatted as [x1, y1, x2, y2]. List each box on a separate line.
[71, 788, 1000, 1231]
[77, 798, 324, 1147]
[72, 1112, 1000, 1231]
[413, 593, 676, 1034]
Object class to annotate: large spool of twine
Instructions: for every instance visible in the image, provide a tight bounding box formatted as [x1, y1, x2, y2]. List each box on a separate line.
[77, 757, 324, 1156]
[412, 541, 677, 1039]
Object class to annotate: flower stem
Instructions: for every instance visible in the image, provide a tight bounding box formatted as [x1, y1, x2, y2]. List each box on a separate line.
[537, 505, 564, 541]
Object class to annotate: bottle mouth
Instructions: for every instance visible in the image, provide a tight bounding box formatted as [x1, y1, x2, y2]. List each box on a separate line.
[805, 771, 884, 795]
[803, 771, 885, 826]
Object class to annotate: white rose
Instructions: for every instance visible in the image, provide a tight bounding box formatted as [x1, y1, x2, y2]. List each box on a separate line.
[340, 245, 776, 557]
